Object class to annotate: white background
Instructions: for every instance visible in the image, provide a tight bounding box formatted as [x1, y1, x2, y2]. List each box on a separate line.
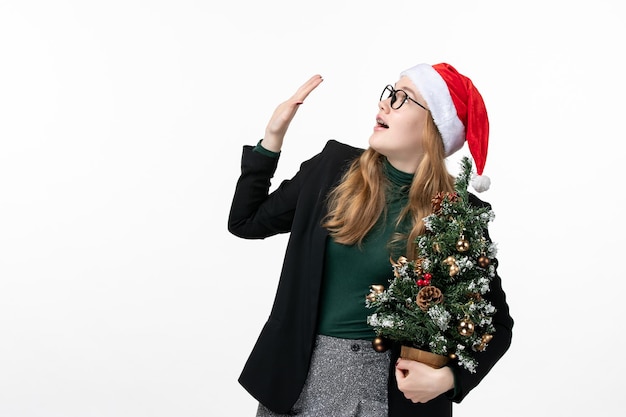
[1, 1, 624, 416]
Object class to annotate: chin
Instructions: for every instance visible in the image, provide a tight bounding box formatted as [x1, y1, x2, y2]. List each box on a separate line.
[368, 137, 388, 156]
[368, 133, 383, 151]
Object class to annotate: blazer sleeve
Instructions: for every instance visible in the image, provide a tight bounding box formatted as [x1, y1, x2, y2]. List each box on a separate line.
[228, 141, 348, 239]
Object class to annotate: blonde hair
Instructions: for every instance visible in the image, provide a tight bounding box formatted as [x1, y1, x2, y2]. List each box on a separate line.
[322, 115, 455, 259]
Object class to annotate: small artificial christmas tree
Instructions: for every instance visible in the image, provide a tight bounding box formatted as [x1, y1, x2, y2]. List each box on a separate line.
[366, 156, 498, 373]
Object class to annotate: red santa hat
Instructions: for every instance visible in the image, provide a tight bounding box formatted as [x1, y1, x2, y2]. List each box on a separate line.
[400, 63, 491, 192]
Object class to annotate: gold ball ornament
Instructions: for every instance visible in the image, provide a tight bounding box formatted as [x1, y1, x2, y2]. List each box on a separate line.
[372, 336, 390, 352]
[443, 256, 456, 265]
[449, 264, 460, 276]
[478, 256, 490, 268]
[457, 317, 475, 337]
[456, 238, 470, 252]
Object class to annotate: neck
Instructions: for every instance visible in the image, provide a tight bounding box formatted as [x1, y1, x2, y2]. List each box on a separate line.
[383, 158, 414, 187]
[385, 154, 423, 174]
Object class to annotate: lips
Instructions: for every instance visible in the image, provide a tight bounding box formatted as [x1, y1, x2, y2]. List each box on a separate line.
[376, 117, 389, 128]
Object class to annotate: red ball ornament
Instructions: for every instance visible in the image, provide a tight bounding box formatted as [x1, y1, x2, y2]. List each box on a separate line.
[423, 273, 432, 280]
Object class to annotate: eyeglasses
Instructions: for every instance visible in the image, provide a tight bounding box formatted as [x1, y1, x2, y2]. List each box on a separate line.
[380, 85, 428, 111]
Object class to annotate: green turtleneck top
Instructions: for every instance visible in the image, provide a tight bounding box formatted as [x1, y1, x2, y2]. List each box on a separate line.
[316, 159, 414, 341]
[252, 141, 414, 341]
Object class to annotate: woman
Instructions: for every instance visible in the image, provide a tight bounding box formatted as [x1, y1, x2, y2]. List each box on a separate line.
[228, 62, 513, 416]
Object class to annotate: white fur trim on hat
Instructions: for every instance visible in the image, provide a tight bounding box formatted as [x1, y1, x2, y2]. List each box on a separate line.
[400, 64, 465, 157]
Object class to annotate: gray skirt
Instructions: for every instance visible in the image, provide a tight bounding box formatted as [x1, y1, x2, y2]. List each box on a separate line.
[256, 334, 391, 417]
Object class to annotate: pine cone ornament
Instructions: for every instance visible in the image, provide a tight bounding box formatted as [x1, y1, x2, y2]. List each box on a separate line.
[431, 191, 458, 213]
[431, 192, 445, 213]
[416, 286, 444, 311]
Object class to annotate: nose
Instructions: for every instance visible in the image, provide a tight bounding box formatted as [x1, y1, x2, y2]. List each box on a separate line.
[379, 96, 391, 112]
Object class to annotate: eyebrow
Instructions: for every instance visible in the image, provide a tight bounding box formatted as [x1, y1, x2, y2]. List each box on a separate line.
[394, 82, 417, 95]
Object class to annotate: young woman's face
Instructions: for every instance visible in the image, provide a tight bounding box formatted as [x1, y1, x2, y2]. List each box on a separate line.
[369, 75, 430, 173]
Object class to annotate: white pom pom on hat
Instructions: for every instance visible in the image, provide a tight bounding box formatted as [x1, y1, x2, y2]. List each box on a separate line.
[400, 63, 491, 192]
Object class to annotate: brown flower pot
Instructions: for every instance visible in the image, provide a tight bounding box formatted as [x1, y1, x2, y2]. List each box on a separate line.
[400, 346, 450, 369]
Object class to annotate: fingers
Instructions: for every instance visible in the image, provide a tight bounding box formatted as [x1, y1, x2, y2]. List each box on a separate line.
[395, 366, 408, 382]
[395, 360, 452, 404]
[395, 358, 414, 371]
[262, 74, 324, 151]
[273, 75, 324, 120]
[292, 74, 323, 105]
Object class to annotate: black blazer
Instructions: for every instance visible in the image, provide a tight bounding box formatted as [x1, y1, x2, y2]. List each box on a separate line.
[228, 140, 514, 416]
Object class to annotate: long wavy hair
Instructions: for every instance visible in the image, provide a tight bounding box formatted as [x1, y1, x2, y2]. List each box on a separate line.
[322, 114, 456, 259]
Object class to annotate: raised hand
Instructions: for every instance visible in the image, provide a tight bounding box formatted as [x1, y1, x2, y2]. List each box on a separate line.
[261, 74, 323, 152]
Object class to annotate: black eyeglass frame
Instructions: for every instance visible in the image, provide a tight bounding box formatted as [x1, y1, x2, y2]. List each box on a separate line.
[380, 85, 428, 111]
